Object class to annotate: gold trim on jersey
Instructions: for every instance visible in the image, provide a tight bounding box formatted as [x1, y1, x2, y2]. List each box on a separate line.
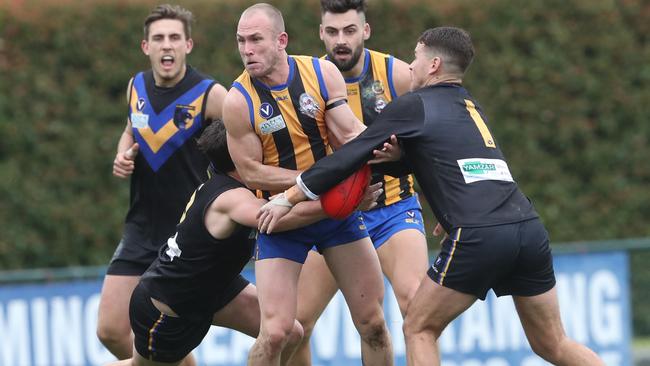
[344, 49, 415, 206]
[233, 56, 331, 197]
[129, 87, 205, 153]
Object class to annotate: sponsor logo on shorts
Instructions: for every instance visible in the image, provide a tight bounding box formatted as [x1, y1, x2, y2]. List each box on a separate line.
[405, 211, 420, 224]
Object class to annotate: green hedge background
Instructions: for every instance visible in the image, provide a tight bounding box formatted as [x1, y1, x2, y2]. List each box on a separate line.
[1, 0, 649, 333]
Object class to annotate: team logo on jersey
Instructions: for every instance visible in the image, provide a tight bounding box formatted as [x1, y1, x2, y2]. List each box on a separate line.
[173, 104, 196, 130]
[165, 233, 182, 261]
[431, 257, 443, 273]
[299, 93, 319, 118]
[136, 98, 146, 111]
[259, 102, 274, 119]
[371, 80, 385, 95]
[374, 96, 387, 113]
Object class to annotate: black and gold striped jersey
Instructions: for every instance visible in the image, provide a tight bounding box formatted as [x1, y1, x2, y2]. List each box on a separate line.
[232, 55, 333, 198]
[329, 49, 415, 207]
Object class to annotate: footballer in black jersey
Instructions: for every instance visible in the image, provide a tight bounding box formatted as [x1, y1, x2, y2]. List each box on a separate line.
[261, 27, 605, 366]
[108, 121, 332, 365]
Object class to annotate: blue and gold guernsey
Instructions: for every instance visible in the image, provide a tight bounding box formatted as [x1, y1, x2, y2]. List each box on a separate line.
[122, 66, 216, 261]
[232, 56, 370, 263]
[333, 49, 415, 208]
[232, 56, 333, 199]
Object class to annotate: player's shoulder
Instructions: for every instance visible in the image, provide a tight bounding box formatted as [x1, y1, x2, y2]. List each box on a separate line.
[366, 48, 392, 59]
[186, 66, 216, 82]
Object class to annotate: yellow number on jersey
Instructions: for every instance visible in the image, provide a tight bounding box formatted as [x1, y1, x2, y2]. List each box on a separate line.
[464, 99, 495, 148]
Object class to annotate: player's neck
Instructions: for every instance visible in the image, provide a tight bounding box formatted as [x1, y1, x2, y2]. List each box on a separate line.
[427, 73, 462, 87]
[256, 53, 290, 87]
[153, 64, 187, 88]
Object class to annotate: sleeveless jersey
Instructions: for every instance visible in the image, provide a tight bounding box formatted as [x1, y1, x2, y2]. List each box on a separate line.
[232, 56, 332, 198]
[140, 173, 254, 320]
[330, 49, 415, 207]
[124, 66, 216, 254]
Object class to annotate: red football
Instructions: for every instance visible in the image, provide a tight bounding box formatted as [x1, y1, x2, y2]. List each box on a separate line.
[321, 165, 371, 219]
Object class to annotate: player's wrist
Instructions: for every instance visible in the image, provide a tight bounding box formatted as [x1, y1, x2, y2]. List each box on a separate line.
[295, 174, 318, 200]
[268, 192, 293, 208]
[285, 185, 308, 205]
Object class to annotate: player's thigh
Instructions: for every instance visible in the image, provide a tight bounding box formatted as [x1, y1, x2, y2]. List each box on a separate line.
[322, 238, 384, 315]
[255, 258, 303, 323]
[405, 276, 476, 335]
[98, 274, 141, 329]
[513, 286, 567, 345]
[377, 230, 428, 299]
[295, 250, 339, 328]
[212, 283, 260, 338]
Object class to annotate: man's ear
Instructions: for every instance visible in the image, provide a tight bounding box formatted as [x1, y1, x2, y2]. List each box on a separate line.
[429, 56, 442, 76]
[141, 40, 149, 55]
[363, 22, 371, 41]
[186, 38, 194, 54]
[278, 32, 289, 51]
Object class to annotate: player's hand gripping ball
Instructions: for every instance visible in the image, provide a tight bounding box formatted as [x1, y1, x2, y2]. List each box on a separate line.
[321, 165, 371, 219]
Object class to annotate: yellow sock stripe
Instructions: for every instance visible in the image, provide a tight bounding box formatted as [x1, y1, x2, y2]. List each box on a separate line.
[148, 312, 166, 357]
[440, 228, 462, 285]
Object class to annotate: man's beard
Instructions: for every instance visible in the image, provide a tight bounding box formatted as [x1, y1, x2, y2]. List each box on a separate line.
[328, 45, 363, 72]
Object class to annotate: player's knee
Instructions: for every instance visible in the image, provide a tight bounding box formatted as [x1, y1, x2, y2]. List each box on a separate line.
[402, 312, 443, 341]
[359, 321, 390, 350]
[96, 322, 127, 348]
[528, 335, 565, 362]
[394, 284, 419, 315]
[260, 322, 298, 355]
[296, 316, 316, 338]
[287, 320, 305, 346]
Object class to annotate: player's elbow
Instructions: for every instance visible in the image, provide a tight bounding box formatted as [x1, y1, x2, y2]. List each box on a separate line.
[235, 167, 266, 190]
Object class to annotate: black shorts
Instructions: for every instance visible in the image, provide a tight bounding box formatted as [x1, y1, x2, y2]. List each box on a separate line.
[106, 239, 159, 276]
[130, 275, 250, 363]
[130, 283, 212, 363]
[428, 218, 555, 300]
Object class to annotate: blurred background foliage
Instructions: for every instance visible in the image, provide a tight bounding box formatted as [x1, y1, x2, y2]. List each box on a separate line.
[0, 0, 648, 332]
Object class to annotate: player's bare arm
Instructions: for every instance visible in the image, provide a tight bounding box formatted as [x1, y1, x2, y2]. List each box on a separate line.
[257, 180, 383, 234]
[206, 187, 326, 237]
[319, 59, 366, 149]
[203, 82, 228, 121]
[222, 89, 301, 190]
[113, 77, 138, 178]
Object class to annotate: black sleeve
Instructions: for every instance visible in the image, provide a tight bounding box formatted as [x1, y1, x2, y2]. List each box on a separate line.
[371, 151, 413, 178]
[301, 92, 424, 195]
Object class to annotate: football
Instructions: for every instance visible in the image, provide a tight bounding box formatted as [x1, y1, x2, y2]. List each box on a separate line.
[321, 165, 372, 219]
